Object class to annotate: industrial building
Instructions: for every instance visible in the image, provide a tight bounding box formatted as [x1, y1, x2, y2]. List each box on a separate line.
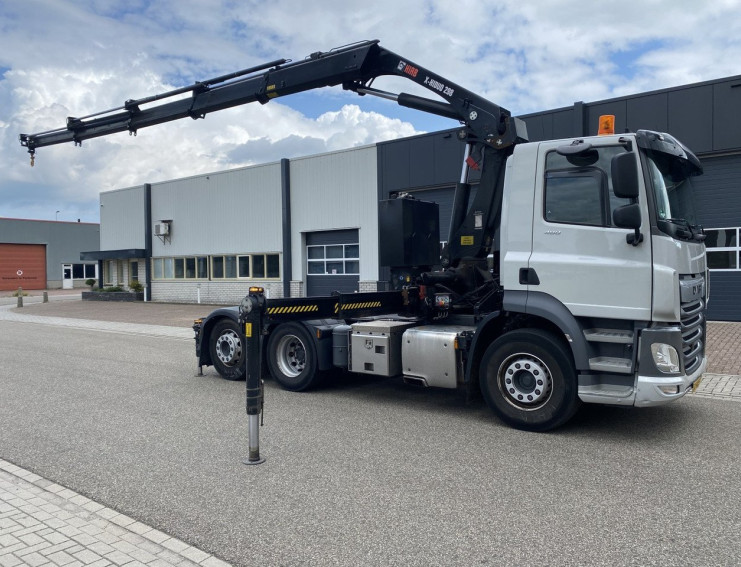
[0, 218, 100, 291]
[90, 74, 741, 321]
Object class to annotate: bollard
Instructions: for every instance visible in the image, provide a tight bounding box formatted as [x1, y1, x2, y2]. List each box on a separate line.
[17, 287, 23, 308]
[43, 291, 48, 303]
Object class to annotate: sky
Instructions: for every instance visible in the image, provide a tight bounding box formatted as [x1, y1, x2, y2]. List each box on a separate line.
[1, 0, 740, 224]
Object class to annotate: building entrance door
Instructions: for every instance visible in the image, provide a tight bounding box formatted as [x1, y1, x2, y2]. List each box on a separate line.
[62, 264, 73, 289]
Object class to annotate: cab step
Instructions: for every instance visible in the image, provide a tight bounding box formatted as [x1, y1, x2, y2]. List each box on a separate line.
[588, 356, 633, 374]
[583, 328, 634, 344]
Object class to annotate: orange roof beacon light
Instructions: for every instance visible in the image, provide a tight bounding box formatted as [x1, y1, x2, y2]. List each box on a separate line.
[598, 114, 615, 136]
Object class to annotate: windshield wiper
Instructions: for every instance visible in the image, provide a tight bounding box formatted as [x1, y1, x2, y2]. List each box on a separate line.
[659, 218, 706, 242]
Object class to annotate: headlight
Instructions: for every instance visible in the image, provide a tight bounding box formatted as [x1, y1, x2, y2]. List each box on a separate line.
[650, 343, 680, 373]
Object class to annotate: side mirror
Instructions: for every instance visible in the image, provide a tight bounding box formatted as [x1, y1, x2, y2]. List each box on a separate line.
[611, 152, 639, 199]
[613, 203, 643, 246]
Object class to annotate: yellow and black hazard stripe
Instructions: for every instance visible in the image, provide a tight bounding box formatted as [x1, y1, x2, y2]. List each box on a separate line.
[339, 301, 383, 312]
[267, 304, 321, 315]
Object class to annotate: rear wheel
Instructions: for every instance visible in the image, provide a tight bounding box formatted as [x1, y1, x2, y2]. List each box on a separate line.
[209, 319, 245, 381]
[479, 329, 580, 431]
[267, 322, 322, 391]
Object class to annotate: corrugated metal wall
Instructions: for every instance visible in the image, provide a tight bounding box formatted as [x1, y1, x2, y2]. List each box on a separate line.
[520, 75, 741, 155]
[150, 163, 282, 257]
[694, 155, 741, 321]
[100, 186, 146, 250]
[289, 146, 378, 282]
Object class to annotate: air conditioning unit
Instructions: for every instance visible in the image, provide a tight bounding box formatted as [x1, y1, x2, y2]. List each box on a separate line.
[154, 222, 170, 236]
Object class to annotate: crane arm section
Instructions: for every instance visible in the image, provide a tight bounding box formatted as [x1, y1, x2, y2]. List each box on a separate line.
[19, 40, 525, 156]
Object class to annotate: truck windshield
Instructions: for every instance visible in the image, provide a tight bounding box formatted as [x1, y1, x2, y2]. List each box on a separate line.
[644, 151, 703, 242]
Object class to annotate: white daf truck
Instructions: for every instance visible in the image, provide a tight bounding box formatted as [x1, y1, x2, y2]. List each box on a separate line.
[20, 40, 707, 437]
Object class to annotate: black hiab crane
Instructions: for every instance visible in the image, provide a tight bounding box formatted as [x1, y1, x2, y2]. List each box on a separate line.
[19, 40, 534, 461]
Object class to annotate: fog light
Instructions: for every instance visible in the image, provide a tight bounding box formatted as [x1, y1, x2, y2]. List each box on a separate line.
[651, 343, 680, 373]
[658, 385, 681, 395]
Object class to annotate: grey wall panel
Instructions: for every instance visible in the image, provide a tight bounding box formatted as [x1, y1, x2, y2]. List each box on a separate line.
[306, 275, 359, 297]
[100, 186, 146, 250]
[306, 229, 358, 246]
[409, 135, 436, 188]
[668, 85, 713, 154]
[150, 163, 282, 257]
[551, 108, 577, 139]
[707, 272, 741, 321]
[290, 146, 378, 282]
[378, 131, 465, 196]
[0, 219, 99, 281]
[627, 93, 668, 134]
[693, 155, 741, 228]
[713, 79, 741, 152]
[522, 108, 577, 142]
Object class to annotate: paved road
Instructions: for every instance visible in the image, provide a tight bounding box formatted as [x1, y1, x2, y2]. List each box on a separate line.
[2, 316, 740, 566]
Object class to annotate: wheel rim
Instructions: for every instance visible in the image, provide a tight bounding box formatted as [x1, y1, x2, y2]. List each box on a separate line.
[275, 334, 307, 378]
[215, 329, 242, 367]
[497, 352, 553, 410]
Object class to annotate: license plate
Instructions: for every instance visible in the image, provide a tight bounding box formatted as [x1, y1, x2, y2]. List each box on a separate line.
[691, 377, 703, 393]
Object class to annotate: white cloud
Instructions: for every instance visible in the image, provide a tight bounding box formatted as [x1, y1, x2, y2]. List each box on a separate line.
[1, 0, 740, 222]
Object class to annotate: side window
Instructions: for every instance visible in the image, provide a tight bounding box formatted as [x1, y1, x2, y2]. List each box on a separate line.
[545, 146, 631, 227]
[545, 170, 605, 225]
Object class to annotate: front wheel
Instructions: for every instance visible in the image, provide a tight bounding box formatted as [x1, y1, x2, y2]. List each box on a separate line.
[479, 329, 580, 431]
[267, 322, 322, 391]
[209, 319, 245, 381]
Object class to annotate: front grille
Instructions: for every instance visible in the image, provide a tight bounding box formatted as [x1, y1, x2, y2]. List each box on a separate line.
[679, 275, 706, 375]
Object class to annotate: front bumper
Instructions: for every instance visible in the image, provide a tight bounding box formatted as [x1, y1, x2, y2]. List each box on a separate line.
[634, 355, 707, 407]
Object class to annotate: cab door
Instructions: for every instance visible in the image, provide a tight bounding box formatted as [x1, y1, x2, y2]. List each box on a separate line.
[527, 141, 652, 321]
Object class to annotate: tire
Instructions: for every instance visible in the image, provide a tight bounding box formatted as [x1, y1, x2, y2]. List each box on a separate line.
[479, 329, 580, 431]
[266, 322, 322, 391]
[209, 319, 245, 381]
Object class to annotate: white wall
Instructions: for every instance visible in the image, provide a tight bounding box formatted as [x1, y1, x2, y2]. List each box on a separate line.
[289, 146, 378, 283]
[150, 162, 283, 257]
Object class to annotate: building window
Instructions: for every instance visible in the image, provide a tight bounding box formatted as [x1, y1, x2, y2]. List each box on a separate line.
[151, 254, 280, 280]
[307, 244, 359, 275]
[130, 261, 139, 282]
[104, 260, 115, 285]
[152, 256, 209, 279]
[211, 255, 237, 279]
[71, 263, 97, 279]
[705, 228, 740, 270]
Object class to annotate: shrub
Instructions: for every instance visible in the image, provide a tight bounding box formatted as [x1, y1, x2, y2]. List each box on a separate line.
[101, 286, 124, 292]
[85, 278, 96, 289]
[129, 280, 144, 293]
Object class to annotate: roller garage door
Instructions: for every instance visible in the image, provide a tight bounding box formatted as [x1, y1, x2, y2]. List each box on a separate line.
[306, 230, 359, 296]
[0, 244, 46, 291]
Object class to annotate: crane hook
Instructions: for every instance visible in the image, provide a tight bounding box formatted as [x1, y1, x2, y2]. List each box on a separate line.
[28, 148, 35, 167]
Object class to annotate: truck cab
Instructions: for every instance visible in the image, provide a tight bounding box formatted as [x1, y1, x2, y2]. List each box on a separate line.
[501, 130, 707, 408]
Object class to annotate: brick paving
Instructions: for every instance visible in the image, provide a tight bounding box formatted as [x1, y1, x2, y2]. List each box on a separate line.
[0, 460, 231, 567]
[705, 321, 741, 375]
[692, 373, 741, 400]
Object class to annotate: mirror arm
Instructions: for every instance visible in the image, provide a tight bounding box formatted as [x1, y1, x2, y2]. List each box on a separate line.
[627, 228, 644, 246]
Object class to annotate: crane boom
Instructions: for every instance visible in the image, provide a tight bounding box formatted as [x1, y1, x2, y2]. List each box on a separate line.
[19, 39, 528, 265]
[19, 40, 525, 155]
